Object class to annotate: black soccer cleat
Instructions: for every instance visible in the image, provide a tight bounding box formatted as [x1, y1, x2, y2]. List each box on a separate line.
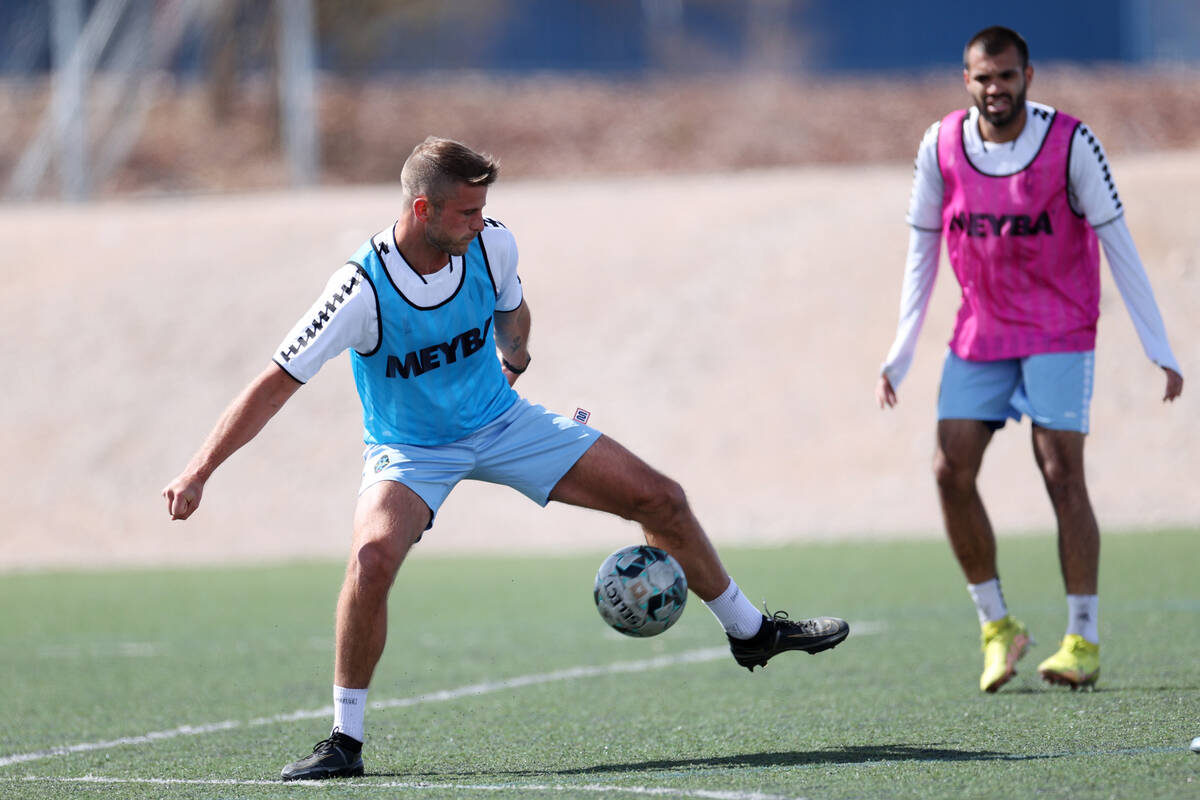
[728, 610, 849, 671]
[280, 730, 365, 781]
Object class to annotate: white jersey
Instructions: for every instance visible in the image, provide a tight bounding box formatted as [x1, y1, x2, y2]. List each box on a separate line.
[273, 222, 523, 384]
[882, 101, 1180, 387]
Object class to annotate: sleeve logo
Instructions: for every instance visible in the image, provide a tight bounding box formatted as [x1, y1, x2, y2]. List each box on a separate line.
[278, 272, 362, 363]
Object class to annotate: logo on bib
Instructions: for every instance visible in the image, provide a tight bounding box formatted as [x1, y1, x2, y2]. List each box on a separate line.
[385, 318, 493, 379]
[948, 211, 1053, 237]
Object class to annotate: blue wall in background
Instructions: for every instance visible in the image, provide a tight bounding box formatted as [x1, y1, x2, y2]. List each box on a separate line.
[2, 0, 1197, 76]
[802, 1, 1126, 71]
[347, 0, 1198, 75]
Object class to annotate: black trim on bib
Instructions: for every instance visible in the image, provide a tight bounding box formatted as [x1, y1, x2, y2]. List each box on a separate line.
[959, 108, 1057, 179]
[354, 264, 383, 357]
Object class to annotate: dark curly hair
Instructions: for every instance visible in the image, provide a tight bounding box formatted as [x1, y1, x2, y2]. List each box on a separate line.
[963, 26, 1029, 70]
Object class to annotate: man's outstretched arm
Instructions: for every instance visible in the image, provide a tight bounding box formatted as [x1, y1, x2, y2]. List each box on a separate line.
[162, 364, 303, 519]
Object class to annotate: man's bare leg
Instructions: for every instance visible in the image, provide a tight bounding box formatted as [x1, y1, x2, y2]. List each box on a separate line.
[281, 480, 429, 780]
[1030, 424, 1101, 687]
[934, 419, 998, 584]
[548, 435, 729, 601]
[1031, 426, 1099, 596]
[335, 481, 431, 689]
[549, 435, 848, 668]
[934, 419, 1028, 692]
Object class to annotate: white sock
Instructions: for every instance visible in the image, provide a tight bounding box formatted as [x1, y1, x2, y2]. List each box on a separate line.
[332, 686, 368, 743]
[967, 578, 1008, 625]
[1065, 594, 1099, 644]
[704, 579, 764, 639]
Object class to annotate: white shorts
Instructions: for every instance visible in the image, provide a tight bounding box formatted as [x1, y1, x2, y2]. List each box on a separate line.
[359, 397, 600, 528]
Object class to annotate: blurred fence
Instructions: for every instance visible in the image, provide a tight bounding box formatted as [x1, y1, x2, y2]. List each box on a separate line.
[2, 0, 1199, 201]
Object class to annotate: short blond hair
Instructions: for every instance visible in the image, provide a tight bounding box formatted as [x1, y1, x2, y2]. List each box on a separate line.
[401, 136, 499, 207]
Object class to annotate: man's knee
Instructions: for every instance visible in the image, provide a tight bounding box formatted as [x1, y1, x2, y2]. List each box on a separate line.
[934, 421, 990, 496]
[1038, 457, 1087, 503]
[1033, 428, 1087, 497]
[631, 474, 691, 530]
[933, 450, 977, 495]
[349, 538, 405, 593]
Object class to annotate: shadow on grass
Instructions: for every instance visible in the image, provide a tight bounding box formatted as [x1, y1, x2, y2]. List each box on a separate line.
[1001, 685, 1200, 694]
[556, 745, 1064, 773]
[385, 744, 1067, 779]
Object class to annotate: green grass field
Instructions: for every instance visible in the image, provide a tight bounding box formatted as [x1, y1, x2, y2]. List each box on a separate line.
[1, 529, 1197, 799]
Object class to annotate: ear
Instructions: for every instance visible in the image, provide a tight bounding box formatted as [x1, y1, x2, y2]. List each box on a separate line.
[412, 196, 433, 223]
[1024, 63, 1034, 88]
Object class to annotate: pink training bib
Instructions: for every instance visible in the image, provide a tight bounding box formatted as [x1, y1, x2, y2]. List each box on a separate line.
[938, 107, 1100, 361]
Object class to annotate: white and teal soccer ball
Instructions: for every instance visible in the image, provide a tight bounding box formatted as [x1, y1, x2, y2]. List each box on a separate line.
[593, 545, 687, 637]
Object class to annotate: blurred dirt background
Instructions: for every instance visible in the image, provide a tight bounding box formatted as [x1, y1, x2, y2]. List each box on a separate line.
[1, 71, 1197, 571]
[3, 69, 1200, 195]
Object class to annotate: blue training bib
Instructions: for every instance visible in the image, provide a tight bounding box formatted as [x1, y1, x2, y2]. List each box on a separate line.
[350, 232, 517, 445]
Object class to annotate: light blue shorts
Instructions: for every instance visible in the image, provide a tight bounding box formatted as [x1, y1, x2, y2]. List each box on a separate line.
[937, 349, 1094, 433]
[359, 397, 600, 528]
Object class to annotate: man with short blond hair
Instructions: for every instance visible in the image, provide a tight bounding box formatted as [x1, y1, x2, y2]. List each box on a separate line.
[401, 135, 499, 205]
[164, 136, 849, 780]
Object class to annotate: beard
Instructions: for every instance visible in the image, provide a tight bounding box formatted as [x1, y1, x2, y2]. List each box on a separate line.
[425, 225, 476, 256]
[977, 83, 1027, 129]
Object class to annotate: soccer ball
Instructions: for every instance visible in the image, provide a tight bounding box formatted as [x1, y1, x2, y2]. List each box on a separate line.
[593, 545, 687, 637]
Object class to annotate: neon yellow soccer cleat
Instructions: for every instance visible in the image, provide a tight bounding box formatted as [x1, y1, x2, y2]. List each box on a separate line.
[1038, 634, 1100, 689]
[979, 616, 1031, 693]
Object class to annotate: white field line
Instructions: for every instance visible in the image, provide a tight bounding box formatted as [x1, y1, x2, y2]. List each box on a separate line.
[6, 743, 1192, 799]
[36, 642, 162, 659]
[11, 775, 807, 800]
[0, 621, 885, 770]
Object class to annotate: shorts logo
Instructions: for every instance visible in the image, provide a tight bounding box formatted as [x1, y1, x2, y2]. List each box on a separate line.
[573, 408, 591, 425]
[374, 455, 390, 473]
